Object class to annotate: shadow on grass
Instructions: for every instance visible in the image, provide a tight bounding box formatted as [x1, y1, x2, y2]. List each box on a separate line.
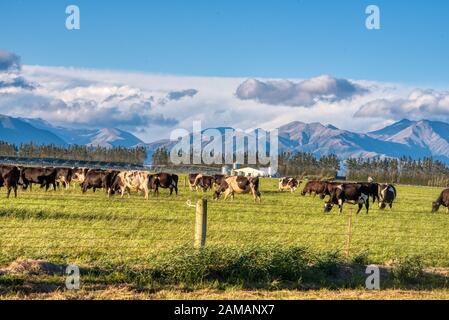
[1, 246, 448, 296]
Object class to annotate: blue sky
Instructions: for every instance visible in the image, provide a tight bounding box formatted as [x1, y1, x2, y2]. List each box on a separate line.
[1, 0, 448, 85]
[1, 1, 449, 141]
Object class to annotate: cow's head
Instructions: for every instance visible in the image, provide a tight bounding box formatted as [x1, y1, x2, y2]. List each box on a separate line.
[432, 201, 440, 213]
[323, 201, 333, 213]
[379, 202, 387, 210]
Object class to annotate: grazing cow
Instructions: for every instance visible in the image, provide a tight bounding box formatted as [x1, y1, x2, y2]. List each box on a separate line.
[193, 174, 215, 192]
[213, 176, 261, 202]
[212, 174, 226, 187]
[324, 183, 370, 214]
[432, 189, 449, 213]
[0, 165, 20, 198]
[188, 173, 200, 191]
[151, 173, 179, 196]
[301, 180, 327, 197]
[112, 170, 151, 199]
[378, 184, 397, 210]
[81, 169, 119, 197]
[55, 167, 73, 190]
[20, 167, 57, 191]
[278, 177, 301, 193]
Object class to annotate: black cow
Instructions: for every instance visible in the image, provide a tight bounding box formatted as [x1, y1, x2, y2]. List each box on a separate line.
[151, 173, 179, 196]
[20, 167, 57, 191]
[432, 188, 449, 213]
[324, 183, 370, 214]
[378, 184, 397, 210]
[358, 182, 380, 203]
[0, 165, 20, 198]
[81, 169, 119, 196]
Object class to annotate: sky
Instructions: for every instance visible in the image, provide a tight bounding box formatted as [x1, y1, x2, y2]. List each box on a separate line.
[0, 0, 449, 142]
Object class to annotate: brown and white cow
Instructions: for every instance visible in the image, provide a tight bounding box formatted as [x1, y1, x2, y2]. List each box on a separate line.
[55, 167, 73, 190]
[432, 188, 449, 213]
[278, 177, 301, 193]
[188, 173, 200, 191]
[112, 170, 151, 199]
[213, 176, 261, 202]
[71, 168, 88, 188]
[193, 174, 215, 192]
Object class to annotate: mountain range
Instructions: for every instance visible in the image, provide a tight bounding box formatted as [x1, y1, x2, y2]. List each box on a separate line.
[1, 113, 449, 165]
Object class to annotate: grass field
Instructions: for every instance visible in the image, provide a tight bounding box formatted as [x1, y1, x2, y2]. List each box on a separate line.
[1, 176, 449, 299]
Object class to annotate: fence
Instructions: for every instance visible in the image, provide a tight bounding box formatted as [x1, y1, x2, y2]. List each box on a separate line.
[1, 188, 449, 265]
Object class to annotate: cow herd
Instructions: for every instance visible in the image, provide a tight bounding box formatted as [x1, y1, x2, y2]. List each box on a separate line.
[0, 164, 448, 214]
[0, 165, 179, 199]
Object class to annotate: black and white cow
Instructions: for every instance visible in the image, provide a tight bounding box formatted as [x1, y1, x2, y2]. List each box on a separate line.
[378, 184, 397, 210]
[324, 183, 370, 214]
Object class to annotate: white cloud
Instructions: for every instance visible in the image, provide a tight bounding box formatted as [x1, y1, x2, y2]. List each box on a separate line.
[355, 89, 449, 122]
[235, 75, 368, 107]
[0, 58, 444, 143]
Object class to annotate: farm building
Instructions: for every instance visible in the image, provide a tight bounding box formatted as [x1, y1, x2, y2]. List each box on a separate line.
[232, 167, 272, 177]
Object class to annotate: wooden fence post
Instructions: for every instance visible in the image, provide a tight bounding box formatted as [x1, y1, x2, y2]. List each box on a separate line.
[345, 208, 353, 259]
[194, 198, 207, 249]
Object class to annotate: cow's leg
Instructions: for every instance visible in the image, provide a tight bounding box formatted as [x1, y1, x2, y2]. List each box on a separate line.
[5, 182, 11, 198]
[365, 200, 369, 214]
[144, 186, 149, 200]
[223, 189, 232, 201]
[356, 204, 362, 214]
[14, 185, 17, 198]
[389, 203, 393, 210]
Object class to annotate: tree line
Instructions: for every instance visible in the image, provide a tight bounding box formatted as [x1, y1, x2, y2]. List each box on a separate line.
[346, 157, 449, 187]
[0, 141, 147, 165]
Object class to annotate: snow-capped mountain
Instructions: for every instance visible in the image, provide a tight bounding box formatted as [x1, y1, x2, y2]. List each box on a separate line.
[2, 113, 449, 165]
[0, 115, 143, 148]
[0, 115, 66, 146]
[144, 119, 449, 164]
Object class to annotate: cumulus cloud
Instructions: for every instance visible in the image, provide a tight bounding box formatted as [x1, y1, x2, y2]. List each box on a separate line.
[0, 50, 21, 72]
[355, 89, 449, 121]
[167, 89, 198, 101]
[235, 75, 368, 107]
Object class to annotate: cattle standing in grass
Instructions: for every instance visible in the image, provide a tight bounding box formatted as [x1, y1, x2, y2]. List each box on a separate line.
[20, 167, 57, 191]
[193, 175, 215, 192]
[55, 168, 73, 190]
[212, 174, 226, 188]
[151, 173, 179, 196]
[378, 184, 397, 210]
[324, 183, 370, 214]
[213, 176, 261, 202]
[188, 173, 200, 191]
[432, 189, 449, 213]
[71, 168, 88, 189]
[301, 181, 327, 198]
[278, 177, 300, 193]
[359, 182, 380, 203]
[0, 165, 20, 198]
[81, 169, 119, 197]
[112, 170, 151, 199]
